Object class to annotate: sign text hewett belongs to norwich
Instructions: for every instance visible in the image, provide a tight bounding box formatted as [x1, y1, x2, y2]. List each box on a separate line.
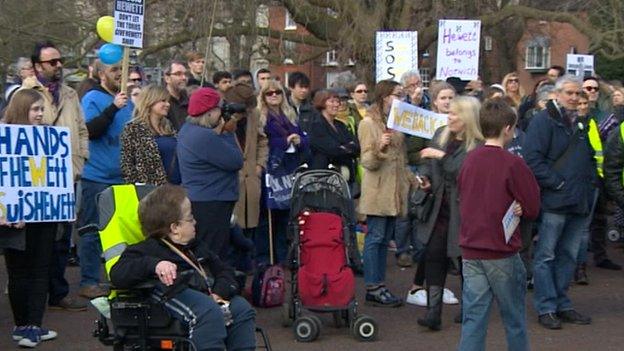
[113, 0, 145, 48]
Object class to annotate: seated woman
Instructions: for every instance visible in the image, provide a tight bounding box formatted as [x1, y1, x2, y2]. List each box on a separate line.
[109, 184, 256, 351]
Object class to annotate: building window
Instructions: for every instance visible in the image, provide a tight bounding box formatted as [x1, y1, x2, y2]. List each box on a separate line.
[324, 50, 338, 66]
[285, 10, 297, 30]
[525, 36, 550, 70]
[419, 68, 431, 88]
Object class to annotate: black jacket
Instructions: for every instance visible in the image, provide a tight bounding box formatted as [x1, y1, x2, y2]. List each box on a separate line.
[166, 91, 189, 132]
[523, 100, 596, 215]
[604, 127, 624, 210]
[289, 98, 316, 134]
[308, 112, 360, 181]
[109, 237, 238, 299]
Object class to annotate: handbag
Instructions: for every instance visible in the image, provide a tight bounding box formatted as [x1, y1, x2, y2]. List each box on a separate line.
[408, 188, 435, 223]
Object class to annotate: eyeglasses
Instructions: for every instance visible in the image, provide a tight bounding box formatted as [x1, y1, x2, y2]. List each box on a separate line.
[355, 89, 368, 94]
[168, 71, 186, 77]
[264, 90, 283, 97]
[39, 58, 64, 66]
[583, 86, 599, 92]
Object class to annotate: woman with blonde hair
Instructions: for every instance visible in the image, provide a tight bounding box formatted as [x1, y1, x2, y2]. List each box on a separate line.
[502, 72, 526, 108]
[415, 96, 483, 331]
[120, 84, 179, 185]
[256, 79, 308, 264]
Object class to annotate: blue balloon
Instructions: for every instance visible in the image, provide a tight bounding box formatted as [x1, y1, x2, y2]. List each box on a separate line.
[98, 43, 123, 65]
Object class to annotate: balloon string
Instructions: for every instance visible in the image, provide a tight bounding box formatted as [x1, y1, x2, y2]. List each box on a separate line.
[200, 0, 219, 87]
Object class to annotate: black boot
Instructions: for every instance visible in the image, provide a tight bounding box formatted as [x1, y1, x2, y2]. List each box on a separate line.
[417, 285, 443, 331]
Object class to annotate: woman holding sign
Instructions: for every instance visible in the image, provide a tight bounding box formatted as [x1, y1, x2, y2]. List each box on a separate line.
[1, 89, 59, 347]
[120, 85, 180, 185]
[358, 80, 416, 307]
[258, 80, 309, 264]
[415, 96, 483, 331]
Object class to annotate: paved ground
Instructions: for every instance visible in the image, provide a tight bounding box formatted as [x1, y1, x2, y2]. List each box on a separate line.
[2, 245, 624, 351]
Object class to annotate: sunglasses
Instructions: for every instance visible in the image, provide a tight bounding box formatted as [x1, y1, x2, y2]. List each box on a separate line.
[355, 89, 368, 94]
[584, 86, 599, 92]
[264, 90, 283, 97]
[130, 78, 142, 82]
[507, 78, 519, 83]
[39, 58, 64, 66]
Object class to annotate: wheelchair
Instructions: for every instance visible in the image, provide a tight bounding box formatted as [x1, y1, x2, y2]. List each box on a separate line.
[89, 184, 271, 350]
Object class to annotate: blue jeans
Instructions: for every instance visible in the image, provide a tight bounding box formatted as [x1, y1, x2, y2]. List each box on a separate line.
[533, 211, 587, 315]
[363, 216, 396, 286]
[77, 179, 111, 287]
[154, 289, 256, 351]
[459, 254, 528, 351]
[577, 189, 599, 264]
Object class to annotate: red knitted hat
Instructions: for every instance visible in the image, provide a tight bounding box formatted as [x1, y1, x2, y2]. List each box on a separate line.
[188, 87, 221, 117]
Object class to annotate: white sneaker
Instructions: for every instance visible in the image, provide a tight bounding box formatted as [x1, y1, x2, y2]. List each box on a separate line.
[406, 289, 427, 306]
[443, 288, 459, 305]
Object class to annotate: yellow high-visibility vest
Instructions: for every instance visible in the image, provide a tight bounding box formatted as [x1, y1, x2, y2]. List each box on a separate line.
[588, 118, 603, 178]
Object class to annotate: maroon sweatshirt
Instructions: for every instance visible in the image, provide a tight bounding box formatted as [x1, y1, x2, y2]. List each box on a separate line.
[458, 145, 541, 260]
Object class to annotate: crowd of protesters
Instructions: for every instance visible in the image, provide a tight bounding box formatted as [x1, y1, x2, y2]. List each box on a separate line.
[2, 40, 624, 350]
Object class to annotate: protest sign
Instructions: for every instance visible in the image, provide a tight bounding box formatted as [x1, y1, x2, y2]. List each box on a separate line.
[113, 0, 145, 48]
[436, 20, 481, 80]
[387, 100, 447, 139]
[375, 31, 418, 82]
[0, 125, 75, 223]
[566, 54, 594, 78]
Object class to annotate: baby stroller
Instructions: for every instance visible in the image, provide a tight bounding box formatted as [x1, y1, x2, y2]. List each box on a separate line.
[281, 169, 377, 342]
[90, 184, 271, 350]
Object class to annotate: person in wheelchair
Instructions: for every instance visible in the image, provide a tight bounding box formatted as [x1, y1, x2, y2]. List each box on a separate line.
[109, 184, 257, 350]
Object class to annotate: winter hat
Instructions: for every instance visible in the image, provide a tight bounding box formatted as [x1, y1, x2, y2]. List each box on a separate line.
[188, 87, 221, 117]
[224, 82, 256, 108]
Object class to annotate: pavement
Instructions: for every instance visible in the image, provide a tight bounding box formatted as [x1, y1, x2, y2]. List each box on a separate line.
[2, 245, 624, 351]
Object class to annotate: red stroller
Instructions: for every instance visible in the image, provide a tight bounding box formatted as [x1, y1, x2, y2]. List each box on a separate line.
[281, 169, 377, 342]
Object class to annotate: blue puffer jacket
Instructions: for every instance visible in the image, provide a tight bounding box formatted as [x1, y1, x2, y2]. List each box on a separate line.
[523, 101, 596, 215]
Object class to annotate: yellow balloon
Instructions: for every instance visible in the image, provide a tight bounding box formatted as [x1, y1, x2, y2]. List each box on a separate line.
[96, 16, 115, 43]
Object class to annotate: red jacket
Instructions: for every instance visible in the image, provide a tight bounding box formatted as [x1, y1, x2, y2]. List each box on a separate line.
[458, 145, 541, 259]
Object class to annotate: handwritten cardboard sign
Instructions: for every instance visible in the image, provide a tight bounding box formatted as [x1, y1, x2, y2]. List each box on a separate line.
[0, 125, 75, 223]
[375, 31, 418, 82]
[387, 100, 447, 139]
[113, 0, 145, 48]
[436, 20, 481, 80]
[566, 54, 594, 78]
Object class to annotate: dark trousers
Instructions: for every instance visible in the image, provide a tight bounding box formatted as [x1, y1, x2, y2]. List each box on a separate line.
[191, 200, 235, 259]
[5, 223, 56, 326]
[253, 208, 289, 265]
[590, 190, 609, 263]
[424, 203, 450, 287]
[48, 223, 72, 305]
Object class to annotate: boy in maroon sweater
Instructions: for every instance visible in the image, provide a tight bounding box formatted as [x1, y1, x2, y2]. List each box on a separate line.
[457, 98, 540, 351]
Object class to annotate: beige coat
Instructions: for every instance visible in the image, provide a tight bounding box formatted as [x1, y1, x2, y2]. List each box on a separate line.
[233, 109, 269, 229]
[357, 106, 413, 217]
[20, 77, 89, 180]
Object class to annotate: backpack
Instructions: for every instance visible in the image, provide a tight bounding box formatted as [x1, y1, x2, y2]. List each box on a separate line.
[251, 263, 285, 307]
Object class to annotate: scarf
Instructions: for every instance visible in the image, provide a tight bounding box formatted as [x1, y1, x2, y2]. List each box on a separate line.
[36, 73, 60, 105]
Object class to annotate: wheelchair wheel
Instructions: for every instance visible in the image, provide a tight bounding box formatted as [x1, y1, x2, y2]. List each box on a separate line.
[608, 229, 621, 242]
[293, 316, 319, 342]
[352, 314, 377, 342]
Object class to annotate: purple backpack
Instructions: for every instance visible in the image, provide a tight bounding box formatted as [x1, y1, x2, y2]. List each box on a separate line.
[251, 263, 285, 307]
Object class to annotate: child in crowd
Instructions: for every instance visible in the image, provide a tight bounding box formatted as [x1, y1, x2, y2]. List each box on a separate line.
[456, 98, 540, 351]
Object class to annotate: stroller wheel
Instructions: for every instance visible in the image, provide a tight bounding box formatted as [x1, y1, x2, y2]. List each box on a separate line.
[309, 314, 322, 332]
[352, 314, 378, 342]
[293, 316, 319, 342]
[607, 229, 621, 242]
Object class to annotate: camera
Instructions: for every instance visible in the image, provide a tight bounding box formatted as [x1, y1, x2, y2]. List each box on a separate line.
[221, 102, 247, 122]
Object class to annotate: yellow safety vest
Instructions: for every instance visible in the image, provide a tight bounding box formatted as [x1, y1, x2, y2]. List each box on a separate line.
[99, 185, 145, 277]
[588, 119, 603, 178]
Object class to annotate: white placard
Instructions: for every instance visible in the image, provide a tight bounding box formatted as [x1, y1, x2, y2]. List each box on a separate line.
[0, 125, 75, 223]
[113, 0, 145, 48]
[375, 31, 418, 82]
[502, 201, 520, 244]
[436, 20, 481, 80]
[566, 54, 594, 78]
[386, 100, 447, 139]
